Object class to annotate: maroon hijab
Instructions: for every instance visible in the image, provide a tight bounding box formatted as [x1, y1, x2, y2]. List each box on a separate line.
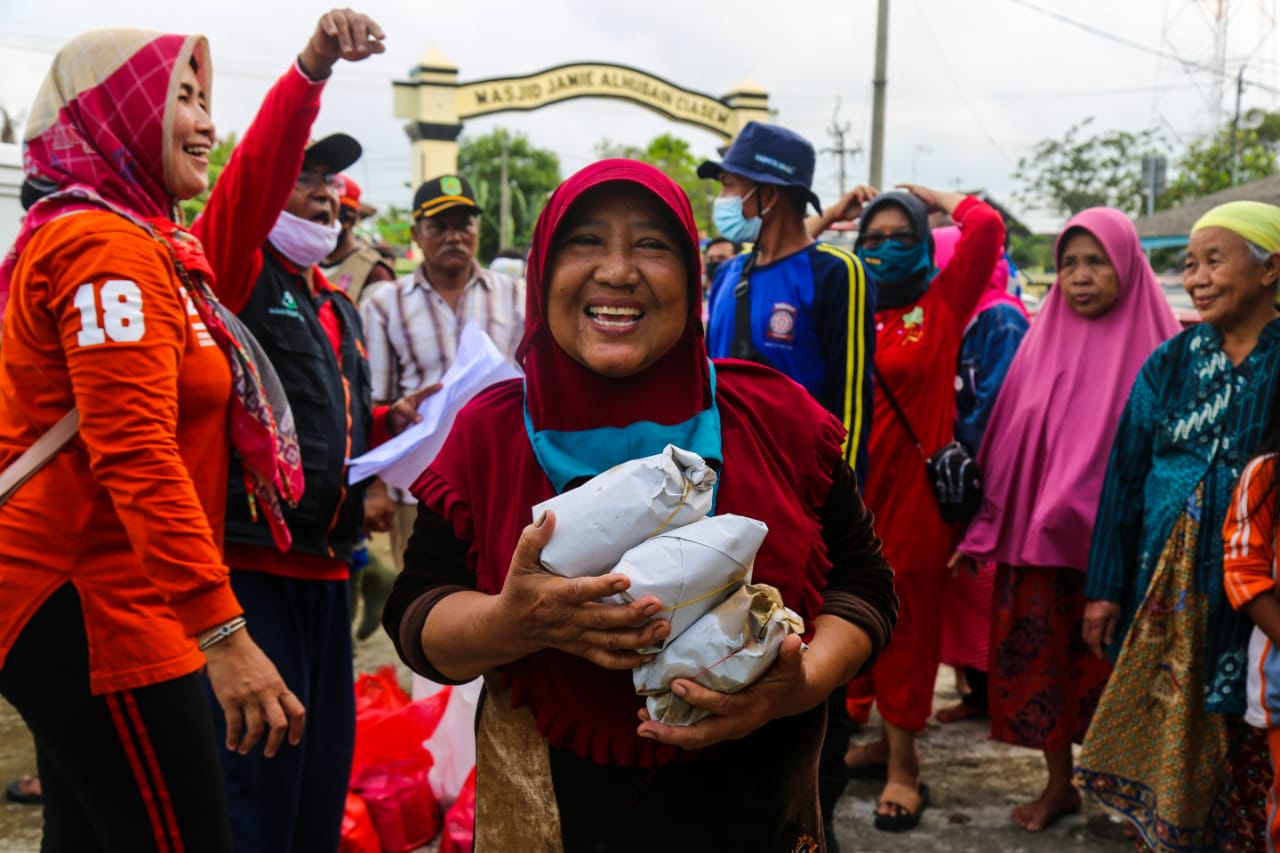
[518, 158, 711, 433]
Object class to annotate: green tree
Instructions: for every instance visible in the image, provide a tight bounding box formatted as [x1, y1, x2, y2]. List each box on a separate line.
[595, 134, 715, 236]
[178, 132, 237, 224]
[1012, 118, 1165, 218]
[373, 203, 413, 250]
[1008, 232, 1054, 273]
[457, 129, 561, 262]
[1163, 123, 1278, 206]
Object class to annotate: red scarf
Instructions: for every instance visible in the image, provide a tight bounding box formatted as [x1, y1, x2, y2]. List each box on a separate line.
[415, 161, 844, 767]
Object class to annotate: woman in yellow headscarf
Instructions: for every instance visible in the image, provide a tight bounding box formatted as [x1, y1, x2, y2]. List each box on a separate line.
[1077, 200, 1280, 850]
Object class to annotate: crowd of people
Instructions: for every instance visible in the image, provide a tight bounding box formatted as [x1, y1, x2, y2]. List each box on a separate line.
[3, 9, 1280, 853]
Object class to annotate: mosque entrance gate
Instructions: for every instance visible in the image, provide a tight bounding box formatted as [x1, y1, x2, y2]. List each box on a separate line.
[392, 53, 771, 185]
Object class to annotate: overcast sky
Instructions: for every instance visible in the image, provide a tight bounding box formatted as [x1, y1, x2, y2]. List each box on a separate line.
[3, 0, 1278, 233]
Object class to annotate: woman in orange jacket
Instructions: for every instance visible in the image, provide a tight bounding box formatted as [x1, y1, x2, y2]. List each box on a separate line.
[0, 23, 319, 852]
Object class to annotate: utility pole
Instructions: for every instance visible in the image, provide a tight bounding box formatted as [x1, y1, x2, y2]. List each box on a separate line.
[824, 97, 857, 196]
[869, 0, 890, 188]
[498, 134, 513, 251]
[1209, 0, 1230, 132]
[1229, 66, 1246, 186]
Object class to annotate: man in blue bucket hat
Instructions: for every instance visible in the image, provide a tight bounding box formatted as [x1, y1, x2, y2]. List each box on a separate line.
[700, 121, 877, 851]
[699, 122, 874, 480]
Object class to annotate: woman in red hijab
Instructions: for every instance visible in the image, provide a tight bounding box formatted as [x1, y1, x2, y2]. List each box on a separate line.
[384, 160, 898, 851]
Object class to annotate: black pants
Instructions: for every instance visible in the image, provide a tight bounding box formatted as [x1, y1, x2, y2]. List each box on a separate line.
[818, 688, 852, 829]
[204, 570, 354, 853]
[0, 583, 231, 853]
[549, 702, 827, 852]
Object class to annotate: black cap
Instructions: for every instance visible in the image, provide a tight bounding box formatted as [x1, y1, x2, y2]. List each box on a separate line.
[302, 133, 362, 174]
[413, 175, 482, 221]
[697, 121, 822, 213]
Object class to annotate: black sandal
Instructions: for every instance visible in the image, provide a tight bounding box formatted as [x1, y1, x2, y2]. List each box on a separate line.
[6, 775, 41, 805]
[873, 782, 929, 832]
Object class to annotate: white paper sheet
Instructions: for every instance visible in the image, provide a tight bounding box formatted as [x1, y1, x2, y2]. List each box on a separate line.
[347, 322, 522, 488]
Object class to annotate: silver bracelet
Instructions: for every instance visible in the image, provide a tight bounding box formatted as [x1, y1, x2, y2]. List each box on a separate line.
[198, 617, 247, 651]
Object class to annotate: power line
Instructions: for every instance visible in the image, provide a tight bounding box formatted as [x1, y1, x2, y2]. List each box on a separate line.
[776, 84, 1206, 106]
[1008, 0, 1280, 95]
[908, 0, 1015, 164]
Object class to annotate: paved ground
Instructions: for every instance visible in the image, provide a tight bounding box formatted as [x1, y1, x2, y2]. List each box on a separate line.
[0, 632, 1129, 852]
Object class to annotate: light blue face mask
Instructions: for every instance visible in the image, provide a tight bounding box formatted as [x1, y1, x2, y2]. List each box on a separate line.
[713, 186, 762, 243]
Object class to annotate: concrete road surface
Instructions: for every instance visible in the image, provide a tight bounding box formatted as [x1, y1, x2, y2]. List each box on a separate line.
[0, 631, 1130, 852]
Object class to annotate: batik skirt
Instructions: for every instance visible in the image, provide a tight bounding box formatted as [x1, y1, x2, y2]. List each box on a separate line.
[988, 564, 1111, 751]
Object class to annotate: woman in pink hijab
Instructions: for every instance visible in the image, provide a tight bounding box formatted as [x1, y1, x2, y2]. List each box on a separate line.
[955, 207, 1180, 832]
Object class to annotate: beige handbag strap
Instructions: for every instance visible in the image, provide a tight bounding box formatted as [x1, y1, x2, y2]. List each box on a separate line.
[0, 408, 80, 507]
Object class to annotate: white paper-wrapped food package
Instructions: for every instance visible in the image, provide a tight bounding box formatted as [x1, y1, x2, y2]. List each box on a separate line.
[633, 583, 804, 726]
[604, 514, 768, 652]
[532, 445, 716, 578]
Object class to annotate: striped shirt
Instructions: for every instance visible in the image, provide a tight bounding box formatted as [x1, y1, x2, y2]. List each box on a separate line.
[361, 262, 525, 403]
[1223, 452, 1280, 728]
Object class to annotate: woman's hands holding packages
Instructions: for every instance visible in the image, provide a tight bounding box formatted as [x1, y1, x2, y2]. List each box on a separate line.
[497, 511, 671, 670]
[635, 614, 869, 749]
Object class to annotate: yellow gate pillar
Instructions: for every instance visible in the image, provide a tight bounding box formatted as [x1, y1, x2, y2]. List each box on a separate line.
[392, 48, 462, 187]
[723, 76, 772, 138]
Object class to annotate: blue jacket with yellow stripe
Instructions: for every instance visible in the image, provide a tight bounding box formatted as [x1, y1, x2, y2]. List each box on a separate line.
[707, 242, 877, 484]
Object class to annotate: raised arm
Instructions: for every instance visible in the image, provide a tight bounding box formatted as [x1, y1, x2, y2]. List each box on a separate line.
[193, 9, 386, 313]
[805, 185, 879, 238]
[899, 184, 1005, 336]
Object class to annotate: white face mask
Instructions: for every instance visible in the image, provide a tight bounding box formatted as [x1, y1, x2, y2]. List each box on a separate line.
[268, 209, 342, 268]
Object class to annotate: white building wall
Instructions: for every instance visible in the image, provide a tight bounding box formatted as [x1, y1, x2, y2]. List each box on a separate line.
[0, 143, 23, 252]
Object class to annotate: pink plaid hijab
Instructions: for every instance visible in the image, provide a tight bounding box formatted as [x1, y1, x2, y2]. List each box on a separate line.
[2, 28, 206, 318]
[959, 207, 1180, 570]
[0, 29, 303, 549]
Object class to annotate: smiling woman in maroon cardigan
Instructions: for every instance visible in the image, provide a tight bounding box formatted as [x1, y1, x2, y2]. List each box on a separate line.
[383, 159, 898, 852]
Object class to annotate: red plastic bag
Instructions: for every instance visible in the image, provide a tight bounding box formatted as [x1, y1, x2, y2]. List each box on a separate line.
[351, 691, 451, 851]
[354, 665, 411, 723]
[353, 758, 441, 853]
[439, 767, 475, 853]
[338, 791, 380, 853]
[351, 689, 450, 778]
